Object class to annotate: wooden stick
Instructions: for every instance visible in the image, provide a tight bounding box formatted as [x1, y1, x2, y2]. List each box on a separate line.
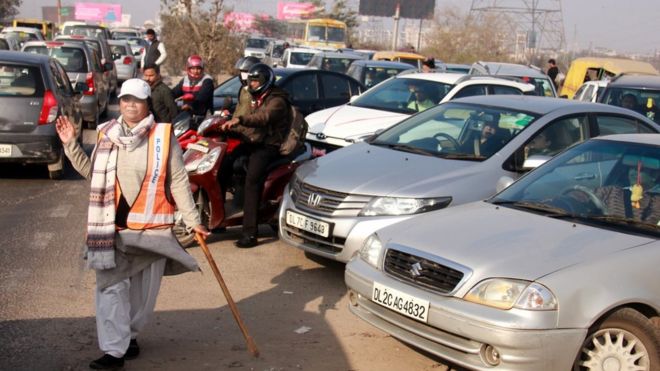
[195, 233, 260, 358]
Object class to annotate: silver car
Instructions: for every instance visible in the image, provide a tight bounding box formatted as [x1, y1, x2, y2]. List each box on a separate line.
[108, 39, 138, 83]
[279, 96, 660, 263]
[345, 134, 660, 370]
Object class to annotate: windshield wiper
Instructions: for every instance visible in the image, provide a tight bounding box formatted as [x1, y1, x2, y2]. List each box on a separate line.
[385, 143, 437, 156]
[438, 153, 482, 160]
[490, 200, 572, 217]
[575, 215, 659, 231]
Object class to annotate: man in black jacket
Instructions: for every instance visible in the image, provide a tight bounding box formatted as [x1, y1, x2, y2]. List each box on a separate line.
[222, 63, 290, 248]
[143, 64, 178, 123]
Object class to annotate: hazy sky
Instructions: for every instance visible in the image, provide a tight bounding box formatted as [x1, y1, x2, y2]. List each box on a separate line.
[17, 0, 660, 54]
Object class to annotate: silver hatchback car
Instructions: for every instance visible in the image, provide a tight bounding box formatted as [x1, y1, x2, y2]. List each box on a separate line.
[345, 134, 660, 370]
[280, 96, 660, 263]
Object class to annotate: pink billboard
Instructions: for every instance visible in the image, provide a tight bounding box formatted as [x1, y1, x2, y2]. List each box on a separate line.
[277, 2, 317, 20]
[224, 12, 269, 33]
[75, 3, 122, 22]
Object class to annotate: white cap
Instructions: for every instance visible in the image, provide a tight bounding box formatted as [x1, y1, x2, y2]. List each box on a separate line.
[118, 78, 151, 100]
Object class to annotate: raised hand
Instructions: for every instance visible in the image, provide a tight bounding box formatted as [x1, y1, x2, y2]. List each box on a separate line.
[55, 116, 76, 144]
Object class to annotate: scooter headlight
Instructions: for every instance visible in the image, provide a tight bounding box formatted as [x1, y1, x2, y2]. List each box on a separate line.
[188, 147, 221, 175]
[173, 117, 190, 137]
[196, 117, 215, 136]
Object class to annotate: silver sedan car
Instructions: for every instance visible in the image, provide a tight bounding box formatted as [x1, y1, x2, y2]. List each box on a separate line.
[280, 96, 660, 263]
[108, 39, 138, 83]
[346, 134, 660, 370]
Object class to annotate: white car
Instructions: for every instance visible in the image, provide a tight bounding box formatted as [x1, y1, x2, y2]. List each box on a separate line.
[306, 72, 535, 154]
[281, 47, 321, 69]
[573, 80, 608, 102]
[243, 36, 271, 59]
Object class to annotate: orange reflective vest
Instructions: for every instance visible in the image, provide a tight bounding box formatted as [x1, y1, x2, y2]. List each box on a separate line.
[115, 123, 175, 230]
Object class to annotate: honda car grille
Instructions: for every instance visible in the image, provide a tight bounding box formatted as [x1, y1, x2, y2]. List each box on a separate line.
[290, 178, 372, 217]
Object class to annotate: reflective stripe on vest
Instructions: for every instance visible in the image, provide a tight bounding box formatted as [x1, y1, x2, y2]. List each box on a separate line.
[182, 74, 212, 93]
[123, 123, 175, 229]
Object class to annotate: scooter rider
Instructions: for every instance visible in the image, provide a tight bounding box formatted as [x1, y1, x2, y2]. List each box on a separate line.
[221, 63, 292, 248]
[172, 55, 214, 118]
[234, 56, 260, 118]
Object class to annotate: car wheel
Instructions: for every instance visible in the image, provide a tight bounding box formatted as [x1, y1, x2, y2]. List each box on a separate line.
[47, 149, 65, 180]
[173, 191, 210, 248]
[573, 308, 660, 371]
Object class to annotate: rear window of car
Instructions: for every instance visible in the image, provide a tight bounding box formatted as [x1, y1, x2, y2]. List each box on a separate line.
[0, 63, 44, 97]
[23, 46, 89, 73]
[0, 39, 9, 50]
[110, 44, 128, 56]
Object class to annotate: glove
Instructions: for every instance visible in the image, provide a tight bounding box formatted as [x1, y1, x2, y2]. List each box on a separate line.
[182, 93, 195, 102]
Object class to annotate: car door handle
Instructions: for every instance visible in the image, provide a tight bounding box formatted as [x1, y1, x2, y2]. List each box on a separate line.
[574, 172, 595, 180]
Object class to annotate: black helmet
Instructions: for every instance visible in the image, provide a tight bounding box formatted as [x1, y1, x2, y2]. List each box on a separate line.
[246, 63, 275, 96]
[235, 56, 260, 71]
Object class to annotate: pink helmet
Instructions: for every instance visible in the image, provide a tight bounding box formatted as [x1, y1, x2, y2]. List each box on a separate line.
[186, 55, 204, 69]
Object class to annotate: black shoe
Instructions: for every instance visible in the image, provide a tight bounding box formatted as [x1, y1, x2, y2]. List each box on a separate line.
[125, 339, 140, 360]
[89, 354, 124, 369]
[234, 235, 258, 248]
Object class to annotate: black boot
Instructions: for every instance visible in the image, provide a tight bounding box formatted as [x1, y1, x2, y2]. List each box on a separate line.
[89, 354, 124, 369]
[234, 235, 258, 248]
[124, 338, 140, 360]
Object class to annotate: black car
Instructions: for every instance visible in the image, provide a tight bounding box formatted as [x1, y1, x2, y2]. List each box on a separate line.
[0, 51, 86, 179]
[213, 68, 364, 117]
[599, 74, 660, 124]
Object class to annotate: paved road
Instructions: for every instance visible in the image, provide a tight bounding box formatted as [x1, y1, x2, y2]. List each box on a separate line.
[0, 99, 456, 371]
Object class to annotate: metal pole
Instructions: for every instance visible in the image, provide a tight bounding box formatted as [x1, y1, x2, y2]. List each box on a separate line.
[416, 18, 422, 52]
[57, 0, 62, 29]
[391, 2, 400, 50]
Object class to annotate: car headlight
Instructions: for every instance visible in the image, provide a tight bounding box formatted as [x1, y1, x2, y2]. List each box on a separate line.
[173, 118, 190, 137]
[187, 147, 221, 175]
[464, 279, 557, 310]
[358, 233, 383, 268]
[359, 197, 452, 216]
[196, 117, 215, 135]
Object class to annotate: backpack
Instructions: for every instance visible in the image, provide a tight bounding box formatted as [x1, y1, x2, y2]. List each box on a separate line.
[280, 106, 308, 156]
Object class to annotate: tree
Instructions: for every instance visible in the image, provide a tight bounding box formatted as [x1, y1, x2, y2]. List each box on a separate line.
[253, 16, 288, 39]
[0, 0, 22, 23]
[327, 0, 359, 44]
[423, 6, 513, 64]
[160, 0, 242, 77]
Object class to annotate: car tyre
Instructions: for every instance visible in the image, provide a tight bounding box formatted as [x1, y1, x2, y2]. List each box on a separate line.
[173, 191, 210, 248]
[573, 308, 660, 371]
[47, 149, 65, 180]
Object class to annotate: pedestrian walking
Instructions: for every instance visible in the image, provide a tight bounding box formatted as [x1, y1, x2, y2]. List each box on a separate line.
[55, 78, 210, 369]
[141, 29, 167, 70]
[143, 63, 178, 123]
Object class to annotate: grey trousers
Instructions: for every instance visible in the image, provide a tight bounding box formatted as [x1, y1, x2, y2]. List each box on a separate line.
[95, 258, 167, 357]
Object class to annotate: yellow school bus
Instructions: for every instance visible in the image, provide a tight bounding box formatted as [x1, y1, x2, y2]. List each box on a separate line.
[287, 18, 347, 49]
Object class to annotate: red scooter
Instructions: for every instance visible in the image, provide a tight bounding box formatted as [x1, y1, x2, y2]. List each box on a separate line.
[173, 113, 311, 247]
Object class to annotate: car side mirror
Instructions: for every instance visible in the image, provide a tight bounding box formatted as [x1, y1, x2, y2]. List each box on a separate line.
[495, 176, 516, 193]
[74, 81, 88, 94]
[522, 154, 552, 170]
[103, 62, 114, 71]
[111, 53, 121, 61]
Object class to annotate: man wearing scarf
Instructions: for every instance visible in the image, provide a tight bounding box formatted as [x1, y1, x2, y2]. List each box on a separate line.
[55, 79, 210, 369]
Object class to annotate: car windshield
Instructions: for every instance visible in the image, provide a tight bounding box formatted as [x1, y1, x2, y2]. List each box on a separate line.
[246, 38, 268, 49]
[327, 26, 345, 42]
[0, 63, 43, 96]
[319, 57, 357, 73]
[112, 31, 138, 39]
[213, 76, 241, 97]
[64, 26, 105, 38]
[491, 139, 660, 236]
[290, 51, 315, 65]
[23, 46, 88, 73]
[126, 38, 146, 47]
[363, 66, 411, 88]
[370, 102, 537, 160]
[351, 77, 455, 114]
[601, 87, 660, 124]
